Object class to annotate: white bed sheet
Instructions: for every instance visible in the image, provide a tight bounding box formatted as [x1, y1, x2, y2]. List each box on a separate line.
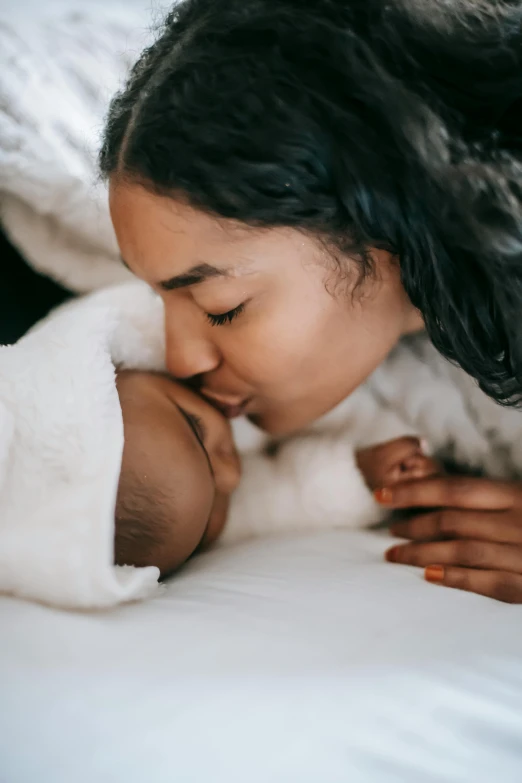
[1, 530, 522, 783]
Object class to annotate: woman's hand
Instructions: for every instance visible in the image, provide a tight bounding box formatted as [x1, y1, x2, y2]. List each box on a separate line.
[376, 476, 522, 603]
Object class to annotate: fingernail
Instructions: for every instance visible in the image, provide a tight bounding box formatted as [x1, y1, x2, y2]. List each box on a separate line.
[385, 546, 400, 562]
[374, 487, 393, 504]
[420, 438, 429, 454]
[425, 565, 445, 583]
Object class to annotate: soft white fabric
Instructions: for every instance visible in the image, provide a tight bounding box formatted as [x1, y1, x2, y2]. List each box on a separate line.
[0, 283, 165, 608]
[1, 530, 522, 783]
[224, 386, 416, 544]
[366, 336, 522, 480]
[0, 6, 149, 291]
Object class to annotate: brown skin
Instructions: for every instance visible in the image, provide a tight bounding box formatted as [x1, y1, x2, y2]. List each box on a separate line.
[109, 180, 423, 436]
[116, 372, 241, 576]
[110, 180, 522, 603]
[377, 477, 522, 604]
[366, 441, 522, 604]
[116, 380, 434, 577]
[356, 436, 440, 491]
[116, 393, 436, 574]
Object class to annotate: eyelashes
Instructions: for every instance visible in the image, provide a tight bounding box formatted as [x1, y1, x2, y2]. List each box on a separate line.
[205, 303, 245, 327]
[184, 411, 207, 444]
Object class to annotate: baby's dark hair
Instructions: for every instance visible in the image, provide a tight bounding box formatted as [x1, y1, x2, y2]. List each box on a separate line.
[114, 475, 168, 571]
[100, 0, 522, 405]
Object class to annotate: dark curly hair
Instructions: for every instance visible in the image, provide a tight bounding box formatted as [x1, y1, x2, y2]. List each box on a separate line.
[100, 0, 522, 405]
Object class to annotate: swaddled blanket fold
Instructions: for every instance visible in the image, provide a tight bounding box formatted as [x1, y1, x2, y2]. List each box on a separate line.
[0, 282, 165, 608]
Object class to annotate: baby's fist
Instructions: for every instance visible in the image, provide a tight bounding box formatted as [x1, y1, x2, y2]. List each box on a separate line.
[356, 437, 441, 492]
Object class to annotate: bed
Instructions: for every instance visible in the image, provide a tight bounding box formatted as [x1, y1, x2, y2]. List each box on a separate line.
[2, 530, 522, 782]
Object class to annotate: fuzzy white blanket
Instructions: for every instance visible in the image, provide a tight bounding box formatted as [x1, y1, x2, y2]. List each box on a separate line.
[0, 5, 150, 291]
[2, 5, 522, 610]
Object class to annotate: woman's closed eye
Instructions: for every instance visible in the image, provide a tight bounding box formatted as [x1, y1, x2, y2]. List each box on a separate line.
[206, 303, 245, 327]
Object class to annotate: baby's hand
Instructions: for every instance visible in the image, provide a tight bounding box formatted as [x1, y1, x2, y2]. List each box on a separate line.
[356, 436, 441, 492]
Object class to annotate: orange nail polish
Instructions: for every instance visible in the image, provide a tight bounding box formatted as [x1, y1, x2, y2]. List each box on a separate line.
[374, 487, 393, 504]
[425, 565, 445, 583]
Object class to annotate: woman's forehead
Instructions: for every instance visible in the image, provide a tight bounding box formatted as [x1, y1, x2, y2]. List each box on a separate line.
[110, 181, 264, 279]
[110, 181, 331, 307]
[110, 178, 314, 267]
[110, 179, 252, 243]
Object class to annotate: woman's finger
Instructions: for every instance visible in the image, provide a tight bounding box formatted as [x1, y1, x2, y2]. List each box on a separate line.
[375, 475, 519, 511]
[389, 509, 522, 545]
[424, 565, 522, 604]
[385, 539, 522, 573]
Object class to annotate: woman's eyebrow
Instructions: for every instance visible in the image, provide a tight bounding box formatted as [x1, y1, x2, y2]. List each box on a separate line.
[158, 263, 229, 291]
[119, 256, 229, 290]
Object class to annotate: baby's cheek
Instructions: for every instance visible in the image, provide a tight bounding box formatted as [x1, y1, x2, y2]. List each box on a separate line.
[201, 492, 230, 547]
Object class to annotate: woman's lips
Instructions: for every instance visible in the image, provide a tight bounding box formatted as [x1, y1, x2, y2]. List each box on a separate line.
[202, 391, 252, 419]
[217, 401, 249, 419]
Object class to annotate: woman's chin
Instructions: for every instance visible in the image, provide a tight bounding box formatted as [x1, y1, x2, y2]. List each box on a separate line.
[247, 410, 306, 437]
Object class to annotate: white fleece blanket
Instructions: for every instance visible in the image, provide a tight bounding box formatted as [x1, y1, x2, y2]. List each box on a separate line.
[3, 5, 522, 610]
[0, 284, 163, 608]
[0, 5, 149, 291]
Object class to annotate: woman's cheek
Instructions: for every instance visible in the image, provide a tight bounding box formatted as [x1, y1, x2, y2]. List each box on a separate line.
[226, 317, 305, 390]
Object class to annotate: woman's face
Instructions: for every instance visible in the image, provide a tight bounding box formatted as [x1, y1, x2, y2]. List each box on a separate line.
[110, 179, 423, 434]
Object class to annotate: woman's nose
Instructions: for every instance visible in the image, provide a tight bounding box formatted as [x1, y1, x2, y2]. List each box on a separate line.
[165, 313, 221, 379]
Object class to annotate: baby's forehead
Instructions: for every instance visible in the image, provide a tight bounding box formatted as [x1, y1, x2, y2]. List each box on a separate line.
[119, 371, 210, 414]
[127, 392, 214, 484]
[117, 371, 176, 401]
[117, 370, 215, 516]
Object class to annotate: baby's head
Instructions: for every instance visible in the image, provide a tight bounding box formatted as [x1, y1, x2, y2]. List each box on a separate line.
[114, 372, 241, 577]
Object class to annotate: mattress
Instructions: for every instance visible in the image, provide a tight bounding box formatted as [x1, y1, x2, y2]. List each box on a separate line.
[1, 529, 522, 783]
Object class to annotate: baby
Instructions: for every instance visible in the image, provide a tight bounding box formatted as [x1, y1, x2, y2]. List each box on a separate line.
[114, 371, 440, 578]
[115, 371, 241, 576]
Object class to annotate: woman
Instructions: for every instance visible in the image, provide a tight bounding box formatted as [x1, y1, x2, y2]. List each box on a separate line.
[100, 0, 522, 601]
